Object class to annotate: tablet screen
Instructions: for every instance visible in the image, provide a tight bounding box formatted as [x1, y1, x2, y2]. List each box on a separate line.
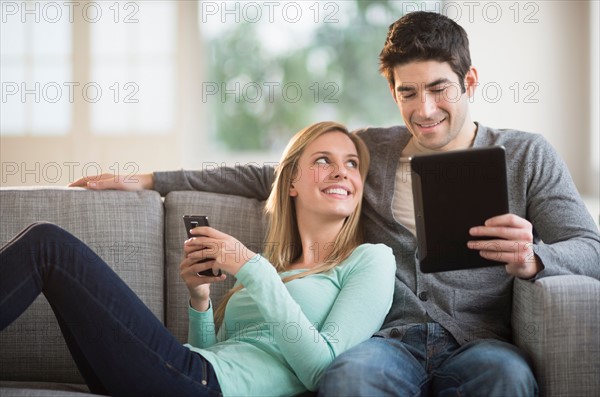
[410, 146, 509, 273]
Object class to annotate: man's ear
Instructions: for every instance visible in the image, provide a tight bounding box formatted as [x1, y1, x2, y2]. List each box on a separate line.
[464, 66, 479, 97]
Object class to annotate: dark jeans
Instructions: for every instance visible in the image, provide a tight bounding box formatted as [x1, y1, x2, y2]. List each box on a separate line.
[0, 223, 222, 397]
[319, 323, 538, 397]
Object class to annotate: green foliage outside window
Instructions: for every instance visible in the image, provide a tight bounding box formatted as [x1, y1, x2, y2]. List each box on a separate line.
[202, 0, 404, 151]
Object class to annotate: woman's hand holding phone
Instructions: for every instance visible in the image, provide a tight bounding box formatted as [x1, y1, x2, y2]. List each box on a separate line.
[186, 226, 257, 277]
[183, 215, 257, 277]
[183, 215, 223, 277]
[180, 215, 257, 312]
[179, 245, 226, 312]
[181, 215, 227, 311]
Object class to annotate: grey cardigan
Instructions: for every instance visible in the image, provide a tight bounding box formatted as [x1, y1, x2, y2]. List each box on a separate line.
[154, 124, 600, 344]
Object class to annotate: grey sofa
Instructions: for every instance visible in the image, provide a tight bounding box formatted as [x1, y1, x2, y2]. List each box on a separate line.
[0, 187, 598, 397]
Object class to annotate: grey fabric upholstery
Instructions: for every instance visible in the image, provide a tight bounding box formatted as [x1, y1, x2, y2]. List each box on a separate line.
[0, 381, 91, 396]
[513, 276, 600, 397]
[0, 188, 164, 386]
[1, 187, 598, 396]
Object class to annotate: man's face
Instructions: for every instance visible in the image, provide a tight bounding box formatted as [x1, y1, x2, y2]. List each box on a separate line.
[391, 60, 478, 151]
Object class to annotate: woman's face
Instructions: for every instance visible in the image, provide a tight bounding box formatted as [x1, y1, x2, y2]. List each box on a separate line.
[290, 131, 363, 222]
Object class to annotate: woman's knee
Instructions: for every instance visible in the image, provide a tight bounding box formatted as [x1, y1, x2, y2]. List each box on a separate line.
[28, 222, 59, 231]
[18, 223, 86, 261]
[25, 222, 73, 242]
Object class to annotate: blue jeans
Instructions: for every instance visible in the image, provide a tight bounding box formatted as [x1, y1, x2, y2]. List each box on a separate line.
[0, 223, 222, 397]
[319, 323, 538, 397]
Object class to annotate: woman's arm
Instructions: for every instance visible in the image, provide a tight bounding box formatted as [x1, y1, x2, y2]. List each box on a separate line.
[187, 303, 218, 348]
[235, 244, 396, 390]
[181, 231, 228, 348]
[182, 228, 396, 389]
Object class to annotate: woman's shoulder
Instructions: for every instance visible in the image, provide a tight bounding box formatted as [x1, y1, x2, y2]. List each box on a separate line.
[350, 243, 394, 257]
[339, 243, 396, 274]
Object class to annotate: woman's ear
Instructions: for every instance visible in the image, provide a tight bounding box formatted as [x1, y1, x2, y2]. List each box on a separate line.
[289, 184, 298, 197]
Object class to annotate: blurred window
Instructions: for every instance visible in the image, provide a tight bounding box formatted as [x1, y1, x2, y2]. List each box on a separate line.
[0, 1, 177, 137]
[1, 2, 72, 135]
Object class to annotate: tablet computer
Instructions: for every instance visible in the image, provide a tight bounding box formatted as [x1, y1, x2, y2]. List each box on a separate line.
[410, 146, 509, 273]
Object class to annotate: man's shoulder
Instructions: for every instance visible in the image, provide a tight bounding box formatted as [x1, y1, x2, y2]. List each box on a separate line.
[477, 125, 562, 170]
[477, 124, 550, 152]
[352, 125, 411, 150]
[479, 124, 544, 143]
[353, 125, 409, 139]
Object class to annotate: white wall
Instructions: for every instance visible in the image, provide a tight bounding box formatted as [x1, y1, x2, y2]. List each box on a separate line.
[458, 0, 598, 198]
[2, 1, 598, 208]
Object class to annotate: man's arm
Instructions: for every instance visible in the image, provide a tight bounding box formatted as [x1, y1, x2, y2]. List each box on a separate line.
[524, 138, 600, 279]
[70, 164, 277, 200]
[469, 134, 600, 280]
[69, 173, 154, 190]
[153, 165, 276, 200]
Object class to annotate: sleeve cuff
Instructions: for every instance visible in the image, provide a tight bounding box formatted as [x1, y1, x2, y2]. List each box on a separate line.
[188, 300, 214, 318]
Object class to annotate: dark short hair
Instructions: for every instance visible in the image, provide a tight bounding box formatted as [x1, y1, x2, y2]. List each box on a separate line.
[379, 11, 471, 92]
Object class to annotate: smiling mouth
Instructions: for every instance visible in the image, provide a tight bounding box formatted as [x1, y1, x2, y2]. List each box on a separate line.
[415, 118, 446, 128]
[323, 188, 350, 196]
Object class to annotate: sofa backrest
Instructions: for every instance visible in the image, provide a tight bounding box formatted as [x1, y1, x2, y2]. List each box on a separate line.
[163, 191, 267, 342]
[0, 188, 164, 384]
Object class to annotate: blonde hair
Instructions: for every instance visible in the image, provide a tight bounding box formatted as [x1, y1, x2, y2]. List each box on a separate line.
[214, 121, 370, 327]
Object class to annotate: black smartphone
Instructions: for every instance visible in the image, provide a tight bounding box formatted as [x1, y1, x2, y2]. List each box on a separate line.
[182, 215, 222, 277]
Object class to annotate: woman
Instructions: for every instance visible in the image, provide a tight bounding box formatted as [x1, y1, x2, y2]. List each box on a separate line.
[1, 122, 396, 397]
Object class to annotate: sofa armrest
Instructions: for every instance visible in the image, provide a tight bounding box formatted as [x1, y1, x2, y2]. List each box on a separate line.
[512, 275, 600, 397]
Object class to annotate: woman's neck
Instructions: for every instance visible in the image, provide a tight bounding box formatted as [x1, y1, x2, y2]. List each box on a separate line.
[289, 216, 344, 270]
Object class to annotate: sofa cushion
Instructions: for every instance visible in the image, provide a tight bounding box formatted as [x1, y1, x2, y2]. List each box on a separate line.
[0, 188, 164, 384]
[163, 191, 267, 342]
[0, 381, 94, 397]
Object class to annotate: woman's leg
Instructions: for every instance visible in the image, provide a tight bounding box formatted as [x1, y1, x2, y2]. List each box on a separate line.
[0, 222, 221, 397]
[51, 303, 110, 395]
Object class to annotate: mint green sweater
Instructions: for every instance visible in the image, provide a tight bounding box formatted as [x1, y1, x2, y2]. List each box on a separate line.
[185, 243, 396, 397]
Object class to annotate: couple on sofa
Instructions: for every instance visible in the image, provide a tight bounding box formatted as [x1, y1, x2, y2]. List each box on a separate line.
[2, 11, 599, 397]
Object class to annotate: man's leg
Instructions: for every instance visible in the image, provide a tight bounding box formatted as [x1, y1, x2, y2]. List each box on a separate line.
[318, 336, 428, 397]
[431, 339, 538, 397]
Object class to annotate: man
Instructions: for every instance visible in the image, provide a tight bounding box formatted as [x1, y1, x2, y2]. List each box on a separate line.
[72, 11, 599, 396]
[316, 11, 599, 396]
